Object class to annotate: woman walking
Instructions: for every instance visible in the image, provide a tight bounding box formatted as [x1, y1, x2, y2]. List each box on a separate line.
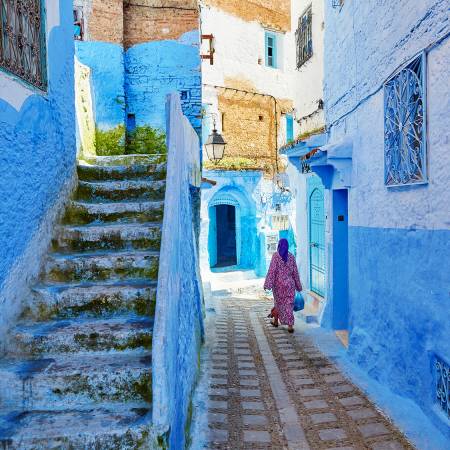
[264, 238, 302, 333]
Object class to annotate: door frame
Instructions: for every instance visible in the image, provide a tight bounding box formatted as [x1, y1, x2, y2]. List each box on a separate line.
[209, 198, 241, 267]
[307, 176, 326, 297]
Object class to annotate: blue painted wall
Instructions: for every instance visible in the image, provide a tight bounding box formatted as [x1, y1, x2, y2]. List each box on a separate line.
[200, 170, 296, 278]
[75, 42, 125, 130]
[0, 0, 75, 333]
[322, 0, 450, 439]
[349, 226, 450, 438]
[125, 31, 202, 136]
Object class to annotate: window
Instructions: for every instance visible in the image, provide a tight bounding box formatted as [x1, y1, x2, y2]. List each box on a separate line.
[384, 53, 427, 186]
[73, 8, 84, 41]
[265, 31, 277, 68]
[286, 114, 294, 142]
[296, 6, 313, 69]
[0, 0, 47, 90]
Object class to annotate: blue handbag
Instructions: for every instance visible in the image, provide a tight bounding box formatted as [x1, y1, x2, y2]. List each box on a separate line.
[293, 292, 305, 312]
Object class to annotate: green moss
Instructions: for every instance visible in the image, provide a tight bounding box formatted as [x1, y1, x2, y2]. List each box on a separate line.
[73, 331, 152, 352]
[204, 157, 271, 172]
[133, 372, 152, 403]
[126, 126, 167, 155]
[295, 125, 326, 142]
[184, 400, 194, 449]
[95, 125, 126, 156]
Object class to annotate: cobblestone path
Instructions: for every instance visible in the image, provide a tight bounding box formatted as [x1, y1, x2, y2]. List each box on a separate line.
[204, 294, 414, 450]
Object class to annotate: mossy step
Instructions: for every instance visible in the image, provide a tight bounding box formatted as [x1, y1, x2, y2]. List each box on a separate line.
[44, 251, 159, 283]
[82, 154, 165, 166]
[54, 223, 162, 253]
[11, 316, 153, 356]
[0, 353, 152, 410]
[64, 200, 164, 225]
[24, 280, 156, 321]
[76, 179, 166, 202]
[77, 162, 167, 182]
[0, 406, 153, 449]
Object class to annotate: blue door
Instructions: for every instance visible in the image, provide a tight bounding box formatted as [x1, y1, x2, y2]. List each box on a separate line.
[308, 177, 326, 297]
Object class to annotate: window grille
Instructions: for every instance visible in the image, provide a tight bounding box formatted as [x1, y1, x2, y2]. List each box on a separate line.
[265, 31, 277, 68]
[436, 356, 450, 419]
[332, 0, 344, 8]
[384, 53, 427, 186]
[296, 6, 313, 69]
[0, 0, 47, 90]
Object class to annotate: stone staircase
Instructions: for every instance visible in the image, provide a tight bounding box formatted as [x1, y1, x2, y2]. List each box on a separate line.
[0, 154, 166, 449]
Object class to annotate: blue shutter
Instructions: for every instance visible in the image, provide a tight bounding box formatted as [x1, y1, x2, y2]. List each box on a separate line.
[265, 31, 277, 68]
[286, 114, 294, 142]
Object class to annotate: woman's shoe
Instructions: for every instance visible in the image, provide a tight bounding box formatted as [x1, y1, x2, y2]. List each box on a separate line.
[270, 320, 279, 328]
[288, 326, 294, 333]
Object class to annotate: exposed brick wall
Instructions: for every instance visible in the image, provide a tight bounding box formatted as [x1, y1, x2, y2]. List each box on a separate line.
[88, 0, 123, 43]
[203, 0, 291, 32]
[218, 88, 292, 166]
[124, 0, 199, 48]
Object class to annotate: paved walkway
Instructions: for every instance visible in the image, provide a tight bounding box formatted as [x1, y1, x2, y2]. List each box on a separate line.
[195, 290, 415, 450]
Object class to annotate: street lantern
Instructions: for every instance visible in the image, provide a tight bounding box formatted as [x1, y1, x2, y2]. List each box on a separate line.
[204, 125, 227, 164]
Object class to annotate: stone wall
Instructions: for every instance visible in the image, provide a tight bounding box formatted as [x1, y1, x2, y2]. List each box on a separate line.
[0, 0, 75, 347]
[324, 0, 450, 439]
[203, 0, 291, 32]
[124, 0, 198, 48]
[201, 5, 296, 165]
[74, 0, 201, 150]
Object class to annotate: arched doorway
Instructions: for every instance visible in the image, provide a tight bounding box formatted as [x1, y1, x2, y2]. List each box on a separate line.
[308, 178, 326, 297]
[207, 186, 257, 271]
[214, 204, 237, 267]
[208, 196, 241, 269]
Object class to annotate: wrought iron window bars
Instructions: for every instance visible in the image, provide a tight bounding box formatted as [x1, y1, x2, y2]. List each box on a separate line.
[436, 356, 450, 420]
[0, 0, 47, 90]
[384, 53, 427, 186]
[296, 6, 313, 69]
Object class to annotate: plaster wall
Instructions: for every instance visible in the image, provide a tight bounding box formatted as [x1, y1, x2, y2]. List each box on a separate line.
[200, 170, 295, 278]
[324, 0, 450, 437]
[201, 6, 297, 162]
[291, 0, 325, 136]
[75, 41, 125, 131]
[0, 0, 76, 346]
[125, 31, 202, 136]
[75, 1, 201, 138]
[202, 0, 291, 32]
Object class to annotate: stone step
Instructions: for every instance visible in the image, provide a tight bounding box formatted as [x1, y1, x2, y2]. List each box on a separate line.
[44, 251, 159, 283]
[24, 280, 156, 321]
[82, 153, 166, 166]
[11, 316, 153, 356]
[0, 353, 152, 410]
[76, 179, 166, 202]
[0, 406, 152, 449]
[53, 223, 162, 253]
[77, 162, 167, 182]
[63, 200, 165, 225]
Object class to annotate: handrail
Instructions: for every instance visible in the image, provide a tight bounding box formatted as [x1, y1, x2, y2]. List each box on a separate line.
[152, 93, 203, 448]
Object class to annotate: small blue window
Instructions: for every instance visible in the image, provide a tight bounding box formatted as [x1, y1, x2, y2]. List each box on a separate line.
[286, 114, 294, 142]
[265, 32, 277, 68]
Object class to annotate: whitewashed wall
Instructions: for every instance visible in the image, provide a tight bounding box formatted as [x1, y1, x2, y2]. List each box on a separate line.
[291, 0, 325, 135]
[200, 5, 297, 159]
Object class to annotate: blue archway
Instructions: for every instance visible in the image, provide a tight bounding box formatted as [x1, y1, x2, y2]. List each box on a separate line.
[208, 186, 256, 271]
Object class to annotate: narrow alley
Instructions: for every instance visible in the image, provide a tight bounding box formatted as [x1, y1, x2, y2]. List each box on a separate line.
[192, 278, 415, 450]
